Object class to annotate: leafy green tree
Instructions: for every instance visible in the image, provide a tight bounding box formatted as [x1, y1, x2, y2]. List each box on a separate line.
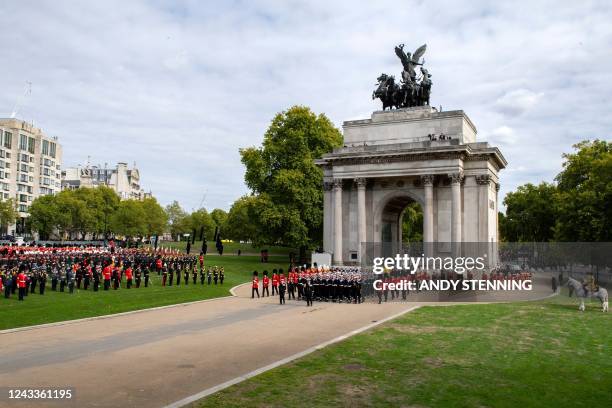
[501, 182, 557, 242]
[401, 202, 423, 243]
[110, 199, 146, 237]
[141, 197, 168, 236]
[189, 208, 215, 240]
[224, 196, 258, 242]
[210, 208, 228, 230]
[554, 140, 612, 241]
[28, 196, 63, 239]
[0, 198, 17, 234]
[165, 200, 190, 237]
[240, 105, 343, 249]
[55, 190, 91, 239]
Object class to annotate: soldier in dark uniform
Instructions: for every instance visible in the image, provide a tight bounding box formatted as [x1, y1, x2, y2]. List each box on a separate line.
[93, 264, 100, 292]
[135, 266, 142, 288]
[59, 264, 66, 292]
[304, 280, 313, 307]
[183, 261, 189, 286]
[168, 264, 174, 286]
[192, 266, 197, 285]
[51, 265, 58, 291]
[30, 268, 38, 295]
[175, 259, 181, 286]
[219, 268, 225, 285]
[279, 274, 286, 305]
[213, 268, 219, 285]
[39, 269, 47, 295]
[144, 266, 150, 287]
[200, 267, 205, 285]
[207, 268, 212, 285]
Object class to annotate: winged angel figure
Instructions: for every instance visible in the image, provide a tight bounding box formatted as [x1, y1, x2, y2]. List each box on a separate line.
[394, 43, 427, 84]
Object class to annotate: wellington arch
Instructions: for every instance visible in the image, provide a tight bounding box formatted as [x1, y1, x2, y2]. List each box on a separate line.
[316, 106, 507, 265]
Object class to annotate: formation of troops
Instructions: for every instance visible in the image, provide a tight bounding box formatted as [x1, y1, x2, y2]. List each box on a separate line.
[0, 245, 226, 302]
[251, 265, 363, 306]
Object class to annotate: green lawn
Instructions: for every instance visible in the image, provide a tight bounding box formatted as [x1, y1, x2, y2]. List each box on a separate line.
[0, 255, 287, 330]
[155, 241, 297, 256]
[198, 294, 612, 408]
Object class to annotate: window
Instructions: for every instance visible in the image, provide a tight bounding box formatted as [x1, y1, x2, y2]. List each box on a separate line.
[3, 132, 11, 148]
[50, 142, 56, 158]
[19, 204, 28, 212]
[20, 163, 28, 172]
[20, 153, 28, 162]
[19, 173, 28, 182]
[28, 137, 35, 154]
[42, 140, 49, 155]
[19, 194, 28, 203]
[19, 134, 27, 150]
[28, 176, 33, 182]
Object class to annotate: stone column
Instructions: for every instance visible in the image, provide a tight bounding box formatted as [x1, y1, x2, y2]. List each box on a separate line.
[449, 172, 463, 245]
[355, 178, 367, 262]
[333, 178, 343, 265]
[475, 174, 491, 242]
[421, 175, 434, 244]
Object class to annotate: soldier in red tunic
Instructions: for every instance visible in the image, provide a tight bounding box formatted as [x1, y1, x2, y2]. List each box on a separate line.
[251, 271, 260, 298]
[262, 271, 270, 297]
[17, 270, 27, 301]
[272, 269, 279, 295]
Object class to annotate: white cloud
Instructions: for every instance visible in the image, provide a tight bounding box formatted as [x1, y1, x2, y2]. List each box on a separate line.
[494, 89, 544, 116]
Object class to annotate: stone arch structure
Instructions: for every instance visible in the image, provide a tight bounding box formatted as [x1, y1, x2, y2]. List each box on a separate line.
[316, 106, 507, 265]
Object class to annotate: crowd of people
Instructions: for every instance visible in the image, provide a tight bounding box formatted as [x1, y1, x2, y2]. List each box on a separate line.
[0, 245, 224, 302]
[250, 266, 363, 306]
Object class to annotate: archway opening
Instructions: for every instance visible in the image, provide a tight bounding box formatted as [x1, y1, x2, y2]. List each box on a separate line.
[381, 196, 423, 256]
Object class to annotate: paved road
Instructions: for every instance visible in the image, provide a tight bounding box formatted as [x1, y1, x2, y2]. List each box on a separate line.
[0, 284, 413, 408]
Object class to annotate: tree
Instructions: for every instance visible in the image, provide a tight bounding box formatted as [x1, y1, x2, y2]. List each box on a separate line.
[240, 105, 343, 249]
[554, 140, 612, 241]
[28, 196, 64, 240]
[210, 208, 228, 230]
[110, 200, 146, 237]
[0, 198, 17, 234]
[401, 202, 423, 243]
[224, 196, 258, 242]
[141, 197, 168, 236]
[501, 182, 557, 242]
[189, 208, 215, 241]
[165, 200, 190, 237]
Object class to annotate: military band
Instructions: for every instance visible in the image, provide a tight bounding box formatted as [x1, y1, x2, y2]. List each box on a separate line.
[0, 245, 227, 302]
[250, 265, 364, 305]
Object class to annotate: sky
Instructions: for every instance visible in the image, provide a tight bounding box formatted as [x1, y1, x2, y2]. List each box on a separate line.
[1, 0, 611, 212]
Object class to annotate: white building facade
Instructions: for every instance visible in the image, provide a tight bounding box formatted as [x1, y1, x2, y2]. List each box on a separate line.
[0, 118, 63, 235]
[62, 162, 150, 200]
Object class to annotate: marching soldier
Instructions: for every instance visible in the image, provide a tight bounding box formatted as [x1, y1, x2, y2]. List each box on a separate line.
[278, 273, 286, 305]
[219, 268, 225, 285]
[262, 271, 270, 297]
[272, 270, 279, 295]
[207, 268, 212, 285]
[213, 268, 219, 285]
[304, 280, 313, 307]
[251, 271, 260, 298]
